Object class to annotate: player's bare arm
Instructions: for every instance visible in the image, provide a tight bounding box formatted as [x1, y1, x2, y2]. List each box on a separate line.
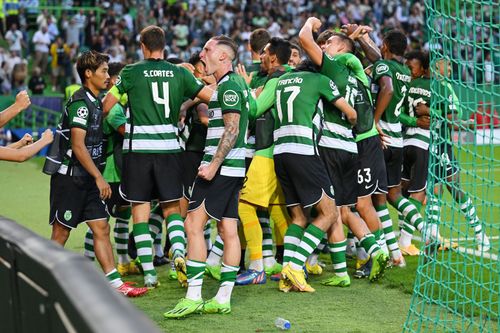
[0, 90, 31, 127]
[374, 76, 393, 146]
[102, 90, 119, 116]
[198, 112, 240, 181]
[0, 129, 53, 162]
[343, 24, 381, 63]
[333, 97, 357, 126]
[298, 17, 323, 66]
[71, 127, 111, 200]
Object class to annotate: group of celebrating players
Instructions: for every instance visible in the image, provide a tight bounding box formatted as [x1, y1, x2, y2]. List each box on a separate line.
[37, 15, 491, 319]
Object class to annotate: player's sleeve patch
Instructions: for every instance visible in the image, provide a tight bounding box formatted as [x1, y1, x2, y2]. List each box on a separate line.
[375, 63, 389, 75]
[222, 89, 240, 107]
[329, 80, 340, 96]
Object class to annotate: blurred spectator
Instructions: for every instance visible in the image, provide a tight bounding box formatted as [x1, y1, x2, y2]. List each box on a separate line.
[5, 0, 20, 30]
[32, 25, 51, 75]
[11, 62, 28, 94]
[46, 16, 60, 41]
[73, 9, 87, 46]
[28, 67, 46, 95]
[5, 23, 24, 57]
[49, 36, 71, 92]
[63, 17, 80, 48]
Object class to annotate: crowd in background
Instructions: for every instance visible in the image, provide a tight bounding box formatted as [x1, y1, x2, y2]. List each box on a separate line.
[0, 0, 497, 96]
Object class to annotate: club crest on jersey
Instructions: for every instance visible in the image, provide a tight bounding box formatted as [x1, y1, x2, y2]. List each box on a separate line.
[115, 75, 121, 86]
[223, 90, 239, 107]
[209, 110, 215, 118]
[77, 106, 89, 119]
[64, 210, 72, 221]
[376, 64, 389, 75]
[329, 81, 339, 95]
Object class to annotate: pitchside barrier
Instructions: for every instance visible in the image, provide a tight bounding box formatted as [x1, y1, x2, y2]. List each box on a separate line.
[0, 216, 161, 333]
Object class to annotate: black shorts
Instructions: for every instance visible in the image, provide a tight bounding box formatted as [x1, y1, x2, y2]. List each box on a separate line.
[181, 151, 204, 200]
[356, 135, 388, 196]
[319, 147, 357, 206]
[274, 153, 334, 208]
[431, 142, 459, 179]
[188, 173, 243, 221]
[121, 152, 183, 203]
[383, 146, 403, 188]
[105, 182, 130, 218]
[49, 173, 108, 229]
[402, 146, 429, 192]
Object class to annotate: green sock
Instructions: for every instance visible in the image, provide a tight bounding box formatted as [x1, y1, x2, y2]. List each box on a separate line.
[114, 209, 130, 264]
[166, 213, 186, 258]
[106, 269, 123, 288]
[458, 196, 483, 235]
[259, 210, 274, 260]
[329, 241, 347, 277]
[376, 205, 400, 258]
[283, 223, 305, 266]
[84, 228, 95, 261]
[216, 263, 239, 303]
[186, 259, 206, 301]
[359, 233, 380, 257]
[290, 224, 325, 270]
[395, 197, 425, 232]
[148, 206, 163, 241]
[133, 222, 156, 276]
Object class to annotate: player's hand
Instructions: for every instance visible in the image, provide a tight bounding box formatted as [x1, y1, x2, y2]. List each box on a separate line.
[96, 176, 112, 200]
[416, 116, 430, 130]
[19, 133, 33, 146]
[198, 163, 217, 181]
[236, 64, 254, 85]
[306, 17, 322, 32]
[415, 103, 430, 117]
[202, 75, 216, 85]
[40, 129, 54, 144]
[15, 90, 31, 110]
[341, 24, 359, 36]
[178, 62, 195, 74]
[348, 25, 373, 40]
[376, 123, 389, 149]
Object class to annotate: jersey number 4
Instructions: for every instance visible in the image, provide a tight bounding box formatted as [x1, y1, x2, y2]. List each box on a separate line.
[152, 82, 171, 118]
[276, 86, 300, 123]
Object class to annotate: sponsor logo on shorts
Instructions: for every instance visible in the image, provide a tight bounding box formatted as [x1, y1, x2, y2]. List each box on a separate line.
[365, 183, 374, 190]
[64, 210, 72, 221]
[330, 185, 335, 195]
[223, 90, 239, 107]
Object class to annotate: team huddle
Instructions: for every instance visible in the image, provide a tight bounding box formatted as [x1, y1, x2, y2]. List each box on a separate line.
[42, 18, 491, 318]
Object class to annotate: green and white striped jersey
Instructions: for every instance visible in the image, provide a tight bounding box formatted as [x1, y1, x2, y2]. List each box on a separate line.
[372, 59, 412, 148]
[273, 71, 341, 156]
[114, 59, 204, 154]
[318, 53, 358, 153]
[202, 72, 249, 178]
[404, 77, 431, 150]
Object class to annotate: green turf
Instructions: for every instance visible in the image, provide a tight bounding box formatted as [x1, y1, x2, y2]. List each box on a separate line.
[0, 148, 497, 332]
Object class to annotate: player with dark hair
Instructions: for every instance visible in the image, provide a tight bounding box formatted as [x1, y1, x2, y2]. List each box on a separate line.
[164, 35, 250, 318]
[103, 25, 213, 288]
[44, 51, 147, 297]
[288, 43, 302, 68]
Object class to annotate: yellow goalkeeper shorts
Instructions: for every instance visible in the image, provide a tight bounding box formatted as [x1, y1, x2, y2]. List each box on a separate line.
[240, 155, 286, 207]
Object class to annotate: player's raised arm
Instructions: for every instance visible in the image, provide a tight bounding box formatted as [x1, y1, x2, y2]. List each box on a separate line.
[0, 129, 53, 162]
[0, 90, 31, 127]
[298, 17, 324, 67]
[342, 24, 381, 63]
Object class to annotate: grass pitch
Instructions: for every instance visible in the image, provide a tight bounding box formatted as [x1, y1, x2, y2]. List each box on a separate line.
[1, 148, 497, 332]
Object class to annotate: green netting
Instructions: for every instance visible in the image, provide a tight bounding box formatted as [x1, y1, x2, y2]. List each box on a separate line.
[404, 0, 499, 332]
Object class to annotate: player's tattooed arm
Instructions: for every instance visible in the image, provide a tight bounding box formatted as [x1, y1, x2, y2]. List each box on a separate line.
[198, 112, 240, 181]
